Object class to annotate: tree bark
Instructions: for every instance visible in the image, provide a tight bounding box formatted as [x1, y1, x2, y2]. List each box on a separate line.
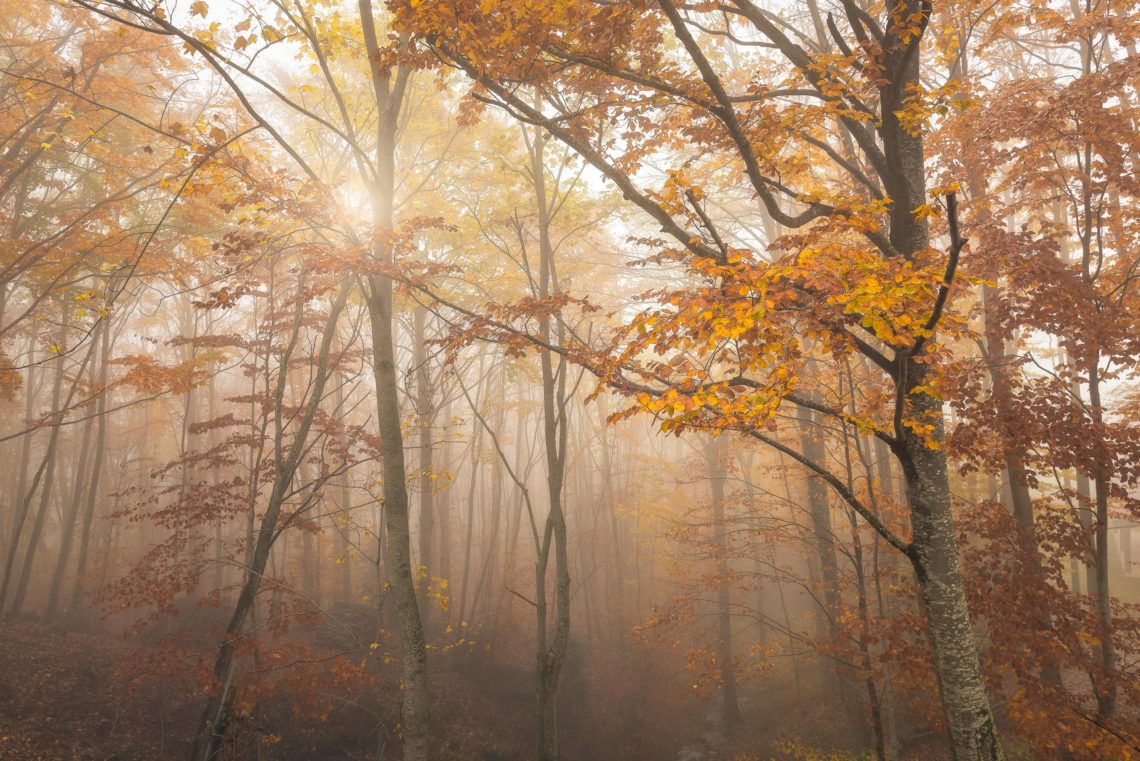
[898, 393, 1005, 761]
[358, 6, 429, 756]
[532, 124, 572, 761]
[67, 321, 113, 625]
[705, 435, 741, 726]
[413, 305, 435, 598]
[193, 284, 348, 761]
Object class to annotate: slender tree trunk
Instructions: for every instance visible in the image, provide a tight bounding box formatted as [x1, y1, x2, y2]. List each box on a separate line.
[472, 420, 503, 625]
[458, 385, 483, 625]
[414, 306, 435, 598]
[438, 400, 453, 592]
[705, 435, 741, 726]
[67, 321, 113, 624]
[193, 285, 348, 761]
[532, 125, 572, 761]
[594, 395, 625, 642]
[797, 404, 839, 630]
[45, 348, 99, 621]
[4, 348, 36, 569]
[1086, 357, 1116, 719]
[7, 331, 93, 616]
[336, 377, 354, 606]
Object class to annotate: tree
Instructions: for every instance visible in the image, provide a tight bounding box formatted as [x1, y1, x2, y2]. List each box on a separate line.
[60, 2, 456, 755]
[396, 2, 1007, 757]
[934, 0, 1140, 747]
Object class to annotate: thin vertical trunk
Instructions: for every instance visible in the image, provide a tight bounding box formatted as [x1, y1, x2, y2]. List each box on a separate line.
[7, 327, 95, 616]
[45, 348, 99, 621]
[705, 435, 741, 726]
[797, 399, 864, 735]
[594, 394, 625, 641]
[437, 400, 453, 591]
[414, 306, 435, 598]
[335, 379, 353, 605]
[849, 507, 889, 761]
[5, 347, 36, 568]
[194, 284, 348, 761]
[67, 320, 114, 624]
[472, 414, 503, 624]
[797, 403, 839, 633]
[1087, 357, 1116, 719]
[208, 368, 223, 596]
[458, 380, 483, 625]
[532, 124, 572, 761]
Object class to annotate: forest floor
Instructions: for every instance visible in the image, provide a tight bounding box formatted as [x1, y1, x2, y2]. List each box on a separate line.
[0, 616, 538, 761]
[0, 617, 952, 761]
[0, 616, 636, 761]
[0, 616, 487, 761]
[0, 620, 177, 760]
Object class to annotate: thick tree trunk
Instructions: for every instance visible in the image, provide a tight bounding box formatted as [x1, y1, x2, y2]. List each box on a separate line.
[878, 4, 1005, 753]
[367, 272, 430, 761]
[356, 6, 429, 754]
[899, 393, 1005, 761]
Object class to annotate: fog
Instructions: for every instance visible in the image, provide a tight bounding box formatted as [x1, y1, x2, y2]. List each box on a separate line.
[1, 1, 1139, 760]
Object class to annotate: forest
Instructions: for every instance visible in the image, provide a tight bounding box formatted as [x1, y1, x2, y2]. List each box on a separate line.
[0, 0, 1138, 760]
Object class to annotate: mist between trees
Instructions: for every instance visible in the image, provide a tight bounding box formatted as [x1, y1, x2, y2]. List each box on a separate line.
[1, 1, 1139, 760]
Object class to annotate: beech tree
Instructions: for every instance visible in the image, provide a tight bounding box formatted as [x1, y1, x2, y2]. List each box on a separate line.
[58, 1, 459, 755]
[3, 1, 1139, 760]
[395, 1, 1011, 758]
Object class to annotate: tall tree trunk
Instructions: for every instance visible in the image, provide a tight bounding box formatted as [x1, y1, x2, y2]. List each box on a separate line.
[532, 125, 572, 761]
[879, 5, 1005, 752]
[357, 7, 429, 756]
[335, 378, 354, 605]
[897, 396, 1004, 761]
[413, 306, 435, 598]
[797, 404, 840, 633]
[1086, 356, 1116, 719]
[705, 435, 741, 726]
[4, 346, 36, 571]
[6, 326, 95, 616]
[67, 320, 114, 624]
[458, 374, 483, 626]
[193, 285, 348, 761]
[594, 394, 625, 642]
[437, 400, 453, 593]
[44, 346, 99, 621]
